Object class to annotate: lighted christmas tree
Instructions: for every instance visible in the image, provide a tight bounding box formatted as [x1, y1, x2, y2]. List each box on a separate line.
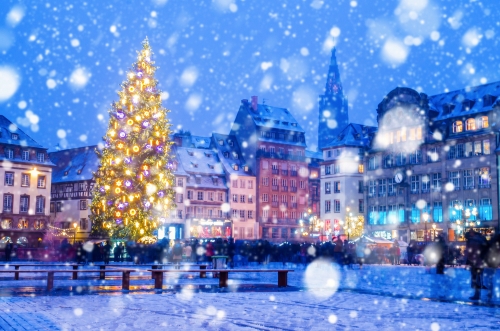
[90, 38, 175, 241]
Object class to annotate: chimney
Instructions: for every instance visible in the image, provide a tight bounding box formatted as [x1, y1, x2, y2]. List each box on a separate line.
[241, 99, 249, 107]
[251, 96, 258, 112]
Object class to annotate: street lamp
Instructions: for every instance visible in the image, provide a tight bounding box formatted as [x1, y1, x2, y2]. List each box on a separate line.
[423, 213, 429, 243]
[73, 222, 77, 244]
[432, 223, 437, 241]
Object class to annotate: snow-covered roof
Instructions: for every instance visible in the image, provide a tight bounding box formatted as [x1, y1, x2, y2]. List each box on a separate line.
[175, 147, 225, 176]
[211, 133, 254, 176]
[49, 145, 100, 183]
[322, 123, 377, 149]
[185, 174, 227, 190]
[249, 104, 305, 133]
[429, 81, 500, 121]
[305, 150, 323, 160]
[0, 115, 44, 149]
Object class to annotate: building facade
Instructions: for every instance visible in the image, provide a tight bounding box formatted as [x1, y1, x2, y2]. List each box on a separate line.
[230, 97, 310, 242]
[364, 85, 500, 244]
[320, 124, 375, 240]
[0, 115, 53, 245]
[48, 146, 99, 243]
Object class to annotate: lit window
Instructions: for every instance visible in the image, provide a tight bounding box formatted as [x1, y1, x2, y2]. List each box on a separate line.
[358, 164, 364, 173]
[416, 127, 422, 140]
[478, 116, 489, 129]
[466, 118, 476, 131]
[452, 121, 463, 133]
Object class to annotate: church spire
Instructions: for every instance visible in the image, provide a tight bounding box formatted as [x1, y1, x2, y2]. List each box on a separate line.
[317, 47, 349, 150]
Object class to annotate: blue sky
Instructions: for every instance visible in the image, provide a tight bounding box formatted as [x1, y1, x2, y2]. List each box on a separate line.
[0, 0, 499, 151]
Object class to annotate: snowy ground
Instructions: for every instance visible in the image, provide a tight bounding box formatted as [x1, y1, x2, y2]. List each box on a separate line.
[0, 262, 499, 330]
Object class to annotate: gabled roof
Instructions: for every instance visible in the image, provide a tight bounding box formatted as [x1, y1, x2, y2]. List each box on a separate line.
[0, 115, 44, 149]
[249, 104, 305, 133]
[48, 145, 100, 183]
[429, 81, 500, 121]
[211, 133, 254, 176]
[322, 123, 377, 149]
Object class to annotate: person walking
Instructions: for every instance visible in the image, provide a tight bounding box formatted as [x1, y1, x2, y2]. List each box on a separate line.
[333, 237, 344, 265]
[103, 241, 111, 265]
[172, 239, 183, 269]
[182, 242, 192, 262]
[355, 242, 365, 268]
[435, 233, 447, 275]
[465, 229, 488, 300]
[484, 233, 500, 301]
[4, 241, 12, 262]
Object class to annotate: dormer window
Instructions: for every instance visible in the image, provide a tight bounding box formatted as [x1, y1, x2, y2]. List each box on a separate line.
[443, 104, 455, 115]
[282, 122, 288, 125]
[227, 140, 233, 147]
[187, 150, 194, 156]
[452, 120, 463, 133]
[205, 152, 211, 158]
[5, 149, 13, 159]
[21, 150, 30, 161]
[208, 164, 214, 169]
[218, 140, 224, 146]
[64, 171, 69, 176]
[244, 166, 249, 172]
[11, 133, 19, 140]
[462, 99, 475, 111]
[483, 95, 497, 107]
[233, 164, 239, 171]
[291, 123, 297, 127]
[191, 162, 198, 168]
[77, 169, 82, 174]
[233, 152, 239, 159]
[223, 152, 229, 158]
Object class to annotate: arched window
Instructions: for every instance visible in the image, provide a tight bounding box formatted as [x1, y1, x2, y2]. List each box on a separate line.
[1, 219, 12, 229]
[452, 121, 463, 133]
[477, 116, 489, 129]
[466, 118, 476, 131]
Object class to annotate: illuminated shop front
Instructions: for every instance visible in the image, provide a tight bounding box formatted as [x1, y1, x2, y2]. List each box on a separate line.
[190, 219, 232, 238]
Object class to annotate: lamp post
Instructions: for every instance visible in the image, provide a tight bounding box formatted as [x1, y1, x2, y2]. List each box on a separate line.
[423, 213, 429, 243]
[432, 223, 437, 241]
[73, 222, 77, 244]
[345, 207, 353, 241]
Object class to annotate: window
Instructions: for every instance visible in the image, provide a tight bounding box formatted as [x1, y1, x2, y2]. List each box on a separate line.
[483, 139, 491, 155]
[368, 206, 378, 225]
[35, 196, 45, 214]
[248, 195, 253, 203]
[3, 194, 13, 213]
[409, 150, 421, 164]
[474, 141, 482, 155]
[262, 194, 268, 202]
[37, 152, 45, 163]
[433, 202, 443, 223]
[11, 133, 19, 140]
[1, 219, 12, 229]
[5, 149, 13, 159]
[281, 179, 287, 187]
[56, 202, 62, 212]
[456, 144, 465, 158]
[232, 194, 238, 202]
[334, 181, 341, 193]
[18, 219, 28, 229]
[465, 142, 473, 157]
[239, 179, 245, 189]
[22, 150, 29, 161]
[218, 193, 224, 201]
[21, 174, 30, 187]
[466, 118, 476, 131]
[299, 181, 305, 189]
[248, 180, 253, 189]
[334, 200, 340, 213]
[378, 206, 387, 225]
[388, 178, 396, 195]
[240, 195, 245, 203]
[477, 116, 489, 129]
[187, 191, 193, 199]
[270, 147, 275, 154]
[233, 164, 239, 171]
[478, 168, 491, 188]
[427, 147, 438, 162]
[368, 157, 377, 170]
[80, 200, 88, 210]
[18, 195, 30, 212]
[272, 178, 278, 187]
[411, 203, 420, 223]
[395, 153, 406, 166]
[452, 121, 463, 133]
[177, 178, 183, 187]
[232, 209, 238, 218]
[50, 202, 54, 213]
[327, 150, 332, 158]
[4, 172, 14, 186]
[262, 161, 268, 169]
[325, 182, 331, 194]
[260, 177, 269, 187]
[480, 199, 492, 221]
[325, 200, 331, 213]
[358, 164, 364, 173]
[325, 165, 331, 175]
[410, 175, 419, 193]
[80, 218, 88, 230]
[208, 192, 214, 201]
[448, 145, 456, 159]
[379, 179, 386, 196]
[177, 194, 183, 203]
[37, 176, 46, 188]
[463, 170, 474, 189]
[449, 171, 459, 190]
[369, 180, 376, 197]
[239, 210, 245, 218]
[333, 164, 340, 174]
[248, 211, 253, 219]
[421, 175, 430, 192]
[232, 180, 238, 188]
[197, 192, 203, 200]
[383, 154, 393, 168]
[359, 199, 364, 213]
[358, 181, 364, 193]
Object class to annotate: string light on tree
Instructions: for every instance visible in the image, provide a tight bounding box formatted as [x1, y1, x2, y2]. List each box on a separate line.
[90, 38, 175, 241]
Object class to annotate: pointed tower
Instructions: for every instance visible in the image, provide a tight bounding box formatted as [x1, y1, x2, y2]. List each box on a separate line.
[318, 48, 349, 150]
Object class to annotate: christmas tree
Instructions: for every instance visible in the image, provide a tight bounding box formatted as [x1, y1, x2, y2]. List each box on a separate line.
[90, 38, 175, 241]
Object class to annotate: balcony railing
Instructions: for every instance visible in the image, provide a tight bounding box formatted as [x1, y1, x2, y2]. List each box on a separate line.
[281, 186, 288, 192]
[51, 190, 91, 200]
[272, 169, 279, 174]
[478, 183, 491, 189]
[271, 201, 279, 207]
[272, 186, 279, 191]
[290, 171, 298, 177]
[388, 191, 396, 196]
[281, 170, 288, 176]
[186, 213, 230, 219]
[463, 186, 474, 190]
[291, 187, 297, 192]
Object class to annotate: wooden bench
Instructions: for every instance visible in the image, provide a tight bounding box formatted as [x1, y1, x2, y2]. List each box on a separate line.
[101, 264, 209, 279]
[0, 264, 83, 280]
[149, 269, 294, 289]
[0, 269, 137, 291]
